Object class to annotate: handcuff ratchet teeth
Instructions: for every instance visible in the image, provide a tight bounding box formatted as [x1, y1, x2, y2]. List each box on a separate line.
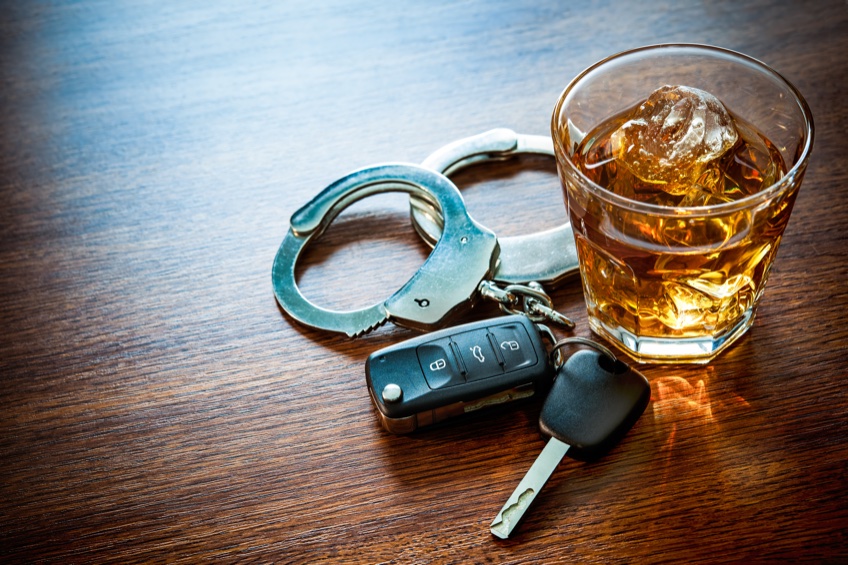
[412, 128, 579, 287]
[272, 163, 499, 337]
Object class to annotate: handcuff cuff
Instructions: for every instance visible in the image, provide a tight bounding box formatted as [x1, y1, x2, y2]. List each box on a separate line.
[413, 128, 578, 286]
[271, 129, 580, 337]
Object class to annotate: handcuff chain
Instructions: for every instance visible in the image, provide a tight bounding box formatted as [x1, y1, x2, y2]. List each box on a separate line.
[477, 280, 575, 330]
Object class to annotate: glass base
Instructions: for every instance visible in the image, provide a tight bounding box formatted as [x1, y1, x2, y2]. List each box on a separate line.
[588, 309, 756, 364]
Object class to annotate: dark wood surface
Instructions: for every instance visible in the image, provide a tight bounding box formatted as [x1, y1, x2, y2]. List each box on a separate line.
[2, 1, 846, 563]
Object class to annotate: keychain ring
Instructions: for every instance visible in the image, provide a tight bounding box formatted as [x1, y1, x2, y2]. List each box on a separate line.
[411, 128, 579, 287]
[550, 337, 617, 365]
[272, 163, 498, 337]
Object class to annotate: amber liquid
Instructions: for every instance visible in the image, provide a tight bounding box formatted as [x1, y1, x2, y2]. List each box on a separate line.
[565, 104, 795, 359]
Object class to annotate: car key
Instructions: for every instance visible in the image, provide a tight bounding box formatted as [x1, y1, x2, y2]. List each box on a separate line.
[489, 342, 651, 539]
[365, 315, 555, 434]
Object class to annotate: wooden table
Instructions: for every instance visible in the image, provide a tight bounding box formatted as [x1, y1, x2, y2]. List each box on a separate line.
[2, 1, 846, 563]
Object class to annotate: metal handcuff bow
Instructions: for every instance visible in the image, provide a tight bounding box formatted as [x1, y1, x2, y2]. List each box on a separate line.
[271, 128, 579, 337]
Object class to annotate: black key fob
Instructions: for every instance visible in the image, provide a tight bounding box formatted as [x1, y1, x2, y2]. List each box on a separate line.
[365, 315, 555, 433]
[540, 349, 651, 461]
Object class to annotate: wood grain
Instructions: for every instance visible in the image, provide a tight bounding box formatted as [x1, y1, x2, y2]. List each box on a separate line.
[1, 0, 846, 563]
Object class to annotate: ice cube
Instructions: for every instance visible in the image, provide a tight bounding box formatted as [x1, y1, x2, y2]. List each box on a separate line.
[678, 182, 735, 207]
[656, 281, 714, 330]
[610, 85, 739, 195]
[685, 273, 753, 300]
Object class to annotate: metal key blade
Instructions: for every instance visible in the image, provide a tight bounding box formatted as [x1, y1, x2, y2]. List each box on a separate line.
[490, 437, 570, 539]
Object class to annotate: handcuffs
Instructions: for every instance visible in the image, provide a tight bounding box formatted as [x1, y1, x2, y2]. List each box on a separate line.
[271, 129, 580, 337]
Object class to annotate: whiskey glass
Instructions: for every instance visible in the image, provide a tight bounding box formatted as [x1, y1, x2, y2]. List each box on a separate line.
[552, 44, 814, 363]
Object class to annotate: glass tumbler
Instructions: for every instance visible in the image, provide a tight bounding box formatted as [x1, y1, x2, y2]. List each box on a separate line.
[552, 44, 814, 363]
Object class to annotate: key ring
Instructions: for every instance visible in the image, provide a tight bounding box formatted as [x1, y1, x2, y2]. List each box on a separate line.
[271, 163, 499, 337]
[550, 337, 618, 365]
[410, 128, 579, 286]
[540, 335, 620, 376]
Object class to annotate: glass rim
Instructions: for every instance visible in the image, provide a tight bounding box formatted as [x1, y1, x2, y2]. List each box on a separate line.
[551, 43, 815, 216]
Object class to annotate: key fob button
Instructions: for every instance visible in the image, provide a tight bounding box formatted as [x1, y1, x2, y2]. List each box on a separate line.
[417, 338, 464, 389]
[489, 323, 538, 372]
[452, 329, 503, 381]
